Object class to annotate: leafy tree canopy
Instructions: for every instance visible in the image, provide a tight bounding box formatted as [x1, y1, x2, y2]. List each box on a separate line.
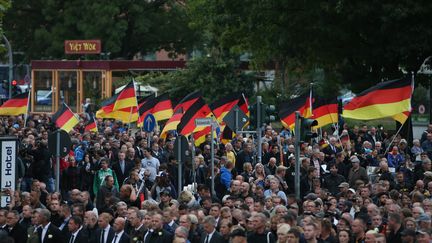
[3, 0, 197, 61]
[188, 0, 432, 95]
[136, 49, 255, 104]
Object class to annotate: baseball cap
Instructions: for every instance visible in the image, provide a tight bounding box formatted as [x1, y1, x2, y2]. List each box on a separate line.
[400, 229, 416, 237]
[338, 182, 349, 188]
[417, 213, 431, 222]
[348, 188, 356, 194]
[304, 193, 318, 201]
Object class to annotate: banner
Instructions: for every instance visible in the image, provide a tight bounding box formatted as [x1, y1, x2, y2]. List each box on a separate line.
[0, 137, 17, 207]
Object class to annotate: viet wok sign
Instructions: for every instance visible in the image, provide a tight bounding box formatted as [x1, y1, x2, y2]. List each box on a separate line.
[64, 40, 101, 54]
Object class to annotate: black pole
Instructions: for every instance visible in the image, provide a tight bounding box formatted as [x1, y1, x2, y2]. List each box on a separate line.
[429, 79, 432, 124]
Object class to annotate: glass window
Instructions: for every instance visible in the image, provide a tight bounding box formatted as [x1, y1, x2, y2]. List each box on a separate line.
[58, 71, 78, 112]
[83, 71, 102, 111]
[33, 71, 53, 112]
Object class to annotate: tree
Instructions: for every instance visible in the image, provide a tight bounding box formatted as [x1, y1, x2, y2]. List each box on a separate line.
[0, 0, 10, 54]
[136, 49, 255, 104]
[188, 0, 432, 95]
[3, 0, 198, 61]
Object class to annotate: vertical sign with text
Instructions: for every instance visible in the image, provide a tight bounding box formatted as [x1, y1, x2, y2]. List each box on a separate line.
[1, 138, 17, 207]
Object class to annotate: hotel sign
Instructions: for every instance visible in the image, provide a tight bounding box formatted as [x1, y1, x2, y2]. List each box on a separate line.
[64, 40, 101, 54]
[0, 137, 17, 207]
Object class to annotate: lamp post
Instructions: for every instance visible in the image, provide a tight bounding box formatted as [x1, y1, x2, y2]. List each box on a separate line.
[2, 34, 13, 99]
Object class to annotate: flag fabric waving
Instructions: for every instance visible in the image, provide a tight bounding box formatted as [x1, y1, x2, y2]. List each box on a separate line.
[0, 92, 29, 116]
[112, 81, 138, 111]
[52, 103, 79, 132]
[279, 94, 312, 130]
[177, 97, 213, 136]
[96, 90, 138, 122]
[160, 91, 202, 138]
[342, 78, 413, 120]
[137, 93, 173, 127]
[210, 93, 241, 122]
[84, 117, 98, 133]
[311, 97, 339, 128]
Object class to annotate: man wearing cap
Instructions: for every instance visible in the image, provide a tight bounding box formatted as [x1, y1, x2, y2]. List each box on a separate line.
[417, 213, 431, 230]
[348, 156, 369, 187]
[400, 229, 416, 243]
[159, 190, 172, 210]
[416, 229, 431, 243]
[323, 163, 346, 196]
[336, 182, 350, 199]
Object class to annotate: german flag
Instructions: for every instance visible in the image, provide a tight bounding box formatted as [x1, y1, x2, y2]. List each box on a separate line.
[152, 93, 173, 121]
[160, 91, 201, 138]
[392, 111, 410, 124]
[112, 81, 138, 111]
[193, 126, 211, 146]
[177, 97, 213, 136]
[0, 92, 29, 116]
[311, 97, 338, 128]
[84, 117, 98, 133]
[342, 78, 413, 120]
[279, 94, 312, 130]
[52, 103, 79, 132]
[210, 93, 241, 122]
[96, 92, 138, 122]
[137, 93, 173, 127]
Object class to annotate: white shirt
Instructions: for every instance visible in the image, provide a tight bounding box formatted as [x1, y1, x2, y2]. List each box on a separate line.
[102, 225, 111, 243]
[168, 220, 176, 227]
[112, 230, 124, 243]
[41, 222, 51, 242]
[70, 226, 83, 243]
[135, 224, 144, 231]
[59, 216, 71, 230]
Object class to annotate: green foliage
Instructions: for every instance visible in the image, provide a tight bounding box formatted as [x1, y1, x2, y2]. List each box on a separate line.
[4, 0, 197, 61]
[0, 0, 10, 54]
[188, 0, 432, 93]
[412, 84, 429, 107]
[136, 50, 255, 103]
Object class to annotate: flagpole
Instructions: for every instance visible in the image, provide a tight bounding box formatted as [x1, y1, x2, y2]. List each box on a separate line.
[127, 106, 133, 135]
[127, 78, 138, 135]
[383, 122, 405, 155]
[24, 91, 31, 127]
[335, 122, 345, 151]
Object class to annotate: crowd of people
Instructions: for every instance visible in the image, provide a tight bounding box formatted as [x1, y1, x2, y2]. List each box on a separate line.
[0, 113, 432, 243]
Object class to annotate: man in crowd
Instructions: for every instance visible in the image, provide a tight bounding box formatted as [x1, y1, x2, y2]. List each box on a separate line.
[3, 110, 432, 243]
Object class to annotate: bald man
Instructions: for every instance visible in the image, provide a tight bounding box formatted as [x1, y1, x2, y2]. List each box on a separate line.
[112, 217, 130, 243]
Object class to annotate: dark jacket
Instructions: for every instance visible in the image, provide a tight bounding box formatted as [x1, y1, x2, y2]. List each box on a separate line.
[144, 229, 173, 243]
[68, 228, 89, 243]
[95, 226, 115, 243]
[113, 232, 130, 243]
[323, 173, 346, 196]
[200, 231, 225, 243]
[129, 225, 146, 243]
[112, 160, 134, 186]
[8, 223, 28, 243]
[37, 223, 66, 243]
